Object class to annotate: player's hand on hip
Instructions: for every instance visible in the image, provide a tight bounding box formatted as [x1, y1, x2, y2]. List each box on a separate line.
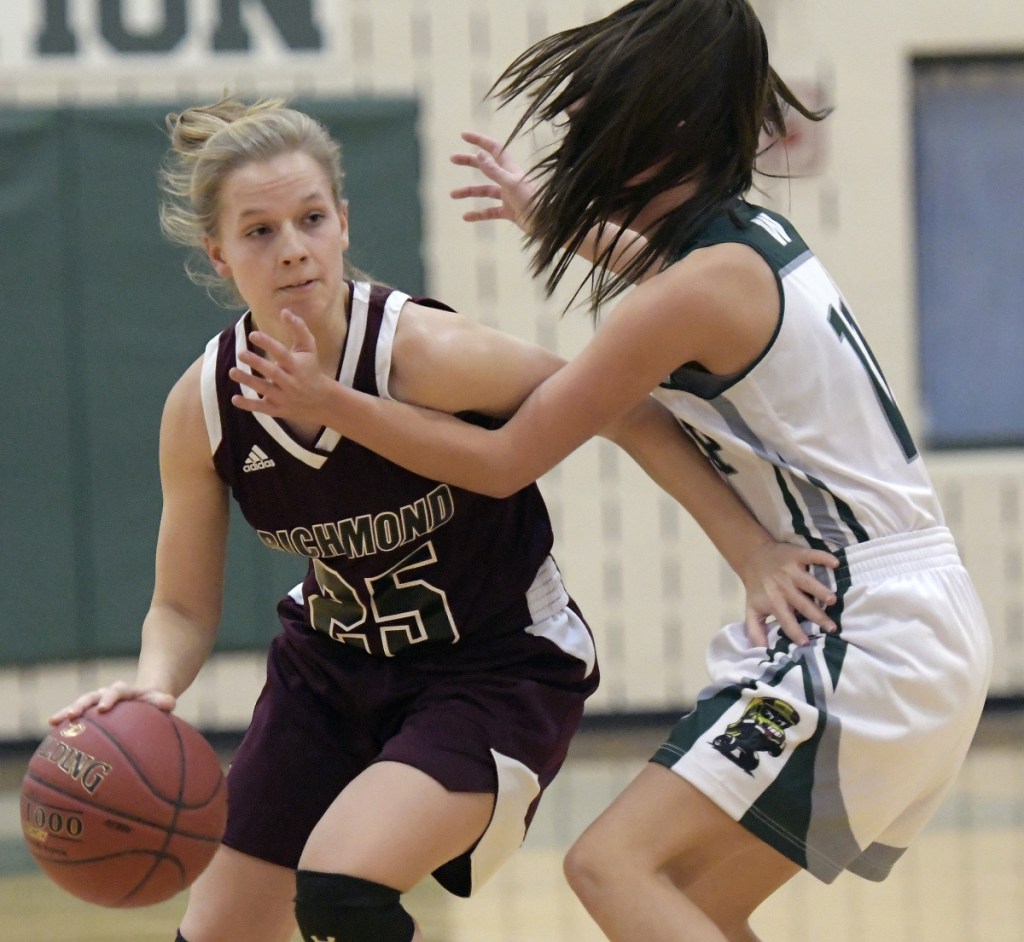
[450, 130, 537, 233]
[741, 542, 839, 648]
[49, 680, 176, 726]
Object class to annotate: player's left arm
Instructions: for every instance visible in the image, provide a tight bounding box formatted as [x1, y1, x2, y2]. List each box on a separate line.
[386, 301, 566, 418]
[396, 307, 837, 642]
[603, 397, 837, 644]
[226, 302, 565, 439]
[229, 272, 837, 640]
[392, 301, 838, 641]
[230, 247, 775, 493]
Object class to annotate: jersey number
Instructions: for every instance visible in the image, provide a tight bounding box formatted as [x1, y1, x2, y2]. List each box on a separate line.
[308, 542, 460, 656]
[827, 301, 918, 461]
[681, 420, 738, 476]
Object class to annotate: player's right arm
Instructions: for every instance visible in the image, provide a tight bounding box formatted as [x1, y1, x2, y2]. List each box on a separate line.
[50, 357, 229, 724]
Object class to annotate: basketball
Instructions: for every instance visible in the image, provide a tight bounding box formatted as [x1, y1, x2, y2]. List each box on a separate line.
[19, 701, 228, 908]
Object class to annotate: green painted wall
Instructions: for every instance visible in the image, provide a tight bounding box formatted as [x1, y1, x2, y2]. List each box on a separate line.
[1, 98, 422, 663]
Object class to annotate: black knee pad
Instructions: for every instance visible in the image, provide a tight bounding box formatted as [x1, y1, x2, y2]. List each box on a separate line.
[294, 870, 415, 942]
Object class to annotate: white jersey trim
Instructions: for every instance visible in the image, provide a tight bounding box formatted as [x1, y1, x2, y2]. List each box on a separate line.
[524, 556, 595, 677]
[377, 289, 409, 400]
[200, 334, 223, 453]
[231, 314, 329, 469]
[317, 281, 372, 452]
[208, 284, 411, 467]
[468, 751, 541, 891]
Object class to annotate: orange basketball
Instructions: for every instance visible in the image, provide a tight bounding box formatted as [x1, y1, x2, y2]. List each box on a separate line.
[20, 700, 227, 908]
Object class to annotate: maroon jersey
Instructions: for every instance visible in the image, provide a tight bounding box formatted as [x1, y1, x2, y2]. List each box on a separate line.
[200, 281, 560, 657]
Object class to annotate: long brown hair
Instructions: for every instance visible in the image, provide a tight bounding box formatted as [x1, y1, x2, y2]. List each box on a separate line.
[491, 0, 829, 312]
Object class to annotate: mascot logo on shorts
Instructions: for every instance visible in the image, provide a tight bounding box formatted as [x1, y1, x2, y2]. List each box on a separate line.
[710, 696, 799, 775]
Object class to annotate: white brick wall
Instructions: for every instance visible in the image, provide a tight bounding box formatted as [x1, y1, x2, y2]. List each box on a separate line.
[3, 0, 1022, 740]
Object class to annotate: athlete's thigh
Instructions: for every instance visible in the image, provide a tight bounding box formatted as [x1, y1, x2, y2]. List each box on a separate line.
[179, 844, 297, 942]
[578, 762, 794, 889]
[663, 830, 800, 934]
[299, 760, 495, 891]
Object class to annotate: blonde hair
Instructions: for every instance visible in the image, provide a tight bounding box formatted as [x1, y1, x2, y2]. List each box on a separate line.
[159, 96, 351, 306]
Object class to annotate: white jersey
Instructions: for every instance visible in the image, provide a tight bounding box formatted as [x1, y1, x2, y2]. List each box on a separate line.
[652, 201, 943, 550]
[648, 206, 990, 885]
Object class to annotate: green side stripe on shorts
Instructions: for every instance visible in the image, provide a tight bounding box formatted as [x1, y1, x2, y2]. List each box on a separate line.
[659, 685, 747, 754]
[739, 707, 828, 870]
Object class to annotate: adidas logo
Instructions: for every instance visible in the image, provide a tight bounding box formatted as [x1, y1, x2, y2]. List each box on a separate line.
[243, 445, 276, 473]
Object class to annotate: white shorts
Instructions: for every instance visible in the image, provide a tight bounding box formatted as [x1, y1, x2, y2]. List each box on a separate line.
[653, 526, 992, 883]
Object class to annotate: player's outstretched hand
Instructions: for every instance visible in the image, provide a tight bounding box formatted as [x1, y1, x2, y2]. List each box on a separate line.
[230, 309, 332, 427]
[49, 680, 176, 726]
[450, 130, 536, 233]
[740, 542, 839, 648]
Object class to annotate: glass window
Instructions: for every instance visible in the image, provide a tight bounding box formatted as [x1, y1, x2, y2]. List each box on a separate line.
[914, 55, 1024, 448]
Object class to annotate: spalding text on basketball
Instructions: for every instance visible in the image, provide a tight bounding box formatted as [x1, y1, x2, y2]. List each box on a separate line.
[35, 735, 113, 795]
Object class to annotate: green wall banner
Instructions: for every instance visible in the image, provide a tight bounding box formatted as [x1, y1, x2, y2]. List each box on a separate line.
[1, 97, 422, 664]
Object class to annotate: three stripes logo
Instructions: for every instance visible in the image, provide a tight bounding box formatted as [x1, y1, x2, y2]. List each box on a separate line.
[243, 444, 276, 473]
[751, 212, 792, 247]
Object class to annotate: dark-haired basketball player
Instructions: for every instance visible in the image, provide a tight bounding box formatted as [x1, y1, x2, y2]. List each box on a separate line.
[229, 2, 993, 939]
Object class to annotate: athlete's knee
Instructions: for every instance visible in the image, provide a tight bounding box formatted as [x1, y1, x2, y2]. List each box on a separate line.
[294, 870, 415, 942]
[563, 828, 610, 903]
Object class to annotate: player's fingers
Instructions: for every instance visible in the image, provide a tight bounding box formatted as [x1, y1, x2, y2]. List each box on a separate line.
[804, 549, 840, 569]
[93, 681, 139, 713]
[450, 151, 497, 174]
[744, 610, 770, 647]
[235, 351, 278, 380]
[93, 692, 121, 712]
[450, 151, 480, 168]
[764, 570, 834, 632]
[450, 184, 502, 201]
[52, 683, 128, 724]
[230, 393, 281, 417]
[793, 570, 836, 608]
[236, 350, 290, 385]
[280, 309, 317, 352]
[451, 149, 520, 191]
[774, 613, 811, 647]
[246, 329, 292, 362]
[49, 691, 101, 725]
[460, 129, 503, 153]
[142, 691, 177, 713]
[229, 365, 272, 395]
[762, 588, 811, 646]
[462, 207, 509, 224]
[472, 149, 520, 184]
[788, 592, 837, 633]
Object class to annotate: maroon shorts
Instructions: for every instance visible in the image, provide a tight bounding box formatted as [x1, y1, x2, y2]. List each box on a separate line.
[221, 602, 598, 896]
